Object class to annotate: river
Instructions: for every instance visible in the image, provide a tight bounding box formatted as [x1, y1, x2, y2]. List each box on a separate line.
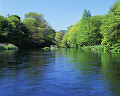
[0, 48, 120, 96]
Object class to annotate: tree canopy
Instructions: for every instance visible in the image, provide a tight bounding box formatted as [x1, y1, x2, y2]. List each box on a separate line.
[0, 12, 55, 48]
[60, 11, 103, 48]
[101, 0, 120, 52]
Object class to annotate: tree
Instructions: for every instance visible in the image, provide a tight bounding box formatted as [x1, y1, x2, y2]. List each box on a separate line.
[109, 0, 120, 15]
[82, 9, 91, 20]
[55, 31, 65, 46]
[82, 9, 88, 20]
[101, 0, 120, 52]
[0, 12, 55, 49]
[77, 16, 103, 46]
[7, 15, 28, 48]
[66, 22, 80, 47]
[60, 10, 103, 48]
[23, 12, 55, 48]
[24, 12, 47, 28]
[87, 10, 91, 18]
[101, 13, 120, 51]
[0, 15, 12, 42]
[23, 18, 37, 31]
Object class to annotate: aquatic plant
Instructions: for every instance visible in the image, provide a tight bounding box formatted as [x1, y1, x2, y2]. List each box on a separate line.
[42, 47, 50, 50]
[0, 43, 18, 50]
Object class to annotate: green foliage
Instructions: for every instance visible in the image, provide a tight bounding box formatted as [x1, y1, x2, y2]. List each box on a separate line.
[109, 0, 120, 15]
[82, 9, 88, 20]
[7, 15, 21, 28]
[0, 44, 18, 50]
[23, 12, 55, 48]
[50, 47, 58, 50]
[58, 0, 120, 53]
[7, 15, 29, 48]
[42, 47, 50, 50]
[87, 10, 91, 18]
[55, 31, 65, 46]
[78, 16, 103, 46]
[60, 14, 103, 48]
[67, 22, 80, 47]
[79, 45, 104, 52]
[24, 12, 47, 28]
[23, 18, 37, 31]
[82, 9, 91, 20]
[0, 15, 12, 42]
[24, 12, 44, 19]
[101, 0, 120, 52]
[80, 46, 91, 51]
[60, 32, 69, 48]
[42, 46, 58, 50]
[0, 12, 55, 49]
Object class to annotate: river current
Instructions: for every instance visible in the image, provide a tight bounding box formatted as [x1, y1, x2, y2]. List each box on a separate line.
[0, 48, 120, 96]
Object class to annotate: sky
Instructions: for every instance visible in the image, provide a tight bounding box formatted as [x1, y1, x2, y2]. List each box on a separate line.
[0, 0, 117, 31]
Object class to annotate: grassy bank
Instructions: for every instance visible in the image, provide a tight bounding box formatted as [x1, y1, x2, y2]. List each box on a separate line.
[79, 45, 104, 51]
[0, 43, 18, 50]
[80, 45, 120, 53]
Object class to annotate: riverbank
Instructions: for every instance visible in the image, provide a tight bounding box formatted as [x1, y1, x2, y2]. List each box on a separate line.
[80, 45, 120, 53]
[79, 45, 104, 51]
[0, 43, 18, 50]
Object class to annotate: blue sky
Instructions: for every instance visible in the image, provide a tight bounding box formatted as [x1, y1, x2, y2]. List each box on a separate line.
[0, 0, 117, 31]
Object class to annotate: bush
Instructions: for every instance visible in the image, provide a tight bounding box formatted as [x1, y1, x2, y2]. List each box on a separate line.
[79, 45, 105, 51]
[42, 47, 50, 50]
[51, 47, 58, 50]
[0, 43, 18, 50]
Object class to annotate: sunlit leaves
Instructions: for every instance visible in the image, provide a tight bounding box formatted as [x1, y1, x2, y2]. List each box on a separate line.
[101, 0, 120, 52]
[23, 12, 55, 47]
[60, 14, 103, 48]
[55, 31, 65, 46]
[23, 18, 37, 31]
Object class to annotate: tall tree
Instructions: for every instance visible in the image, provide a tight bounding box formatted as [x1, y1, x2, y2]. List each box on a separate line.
[82, 9, 88, 20]
[55, 31, 65, 46]
[87, 10, 91, 18]
[82, 9, 91, 20]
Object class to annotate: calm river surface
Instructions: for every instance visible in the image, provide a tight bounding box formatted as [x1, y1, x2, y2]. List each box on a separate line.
[0, 48, 120, 96]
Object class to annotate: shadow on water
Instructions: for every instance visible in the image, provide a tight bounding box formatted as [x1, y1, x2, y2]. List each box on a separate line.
[0, 48, 120, 96]
[0, 49, 56, 76]
[0, 49, 56, 96]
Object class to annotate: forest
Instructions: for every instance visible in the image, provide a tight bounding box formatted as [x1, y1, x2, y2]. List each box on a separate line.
[0, 0, 120, 52]
[55, 0, 120, 52]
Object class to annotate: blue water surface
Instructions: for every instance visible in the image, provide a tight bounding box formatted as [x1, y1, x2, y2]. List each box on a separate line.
[0, 48, 120, 96]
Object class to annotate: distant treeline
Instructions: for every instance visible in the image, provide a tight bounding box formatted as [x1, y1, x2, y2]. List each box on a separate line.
[0, 12, 55, 49]
[55, 0, 120, 52]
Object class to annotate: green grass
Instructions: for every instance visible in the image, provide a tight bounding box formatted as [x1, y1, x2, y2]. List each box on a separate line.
[0, 44, 18, 50]
[79, 45, 104, 51]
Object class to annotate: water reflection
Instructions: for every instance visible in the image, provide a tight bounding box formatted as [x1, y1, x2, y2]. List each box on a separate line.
[101, 53, 120, 95]
[57, 48, 120, 95]
[0, 49, 120, 96]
